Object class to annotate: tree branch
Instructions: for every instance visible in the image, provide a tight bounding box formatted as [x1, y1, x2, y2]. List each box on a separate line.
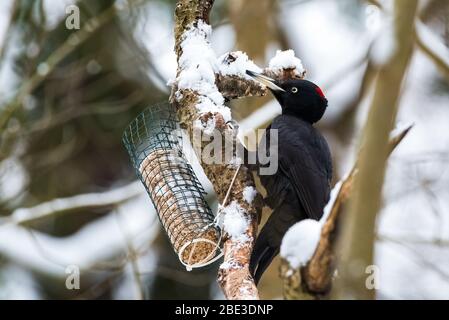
[415, 20, 449, 82]
[171, 0, 262, 300]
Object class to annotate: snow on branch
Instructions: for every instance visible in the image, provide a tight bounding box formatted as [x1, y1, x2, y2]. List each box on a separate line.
[280, 125, 412, 300]
[216, 52, 266, 100]
[175, 20, 231, 122]
[267, 49, 305, 77]
[265, 49, 306, 80]
[281, 219, 322, 269]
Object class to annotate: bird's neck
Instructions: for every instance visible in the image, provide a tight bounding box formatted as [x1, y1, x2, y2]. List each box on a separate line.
[282, 110, 314, 125]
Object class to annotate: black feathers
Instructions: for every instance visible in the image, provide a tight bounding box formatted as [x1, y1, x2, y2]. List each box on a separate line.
[245, 72, 332, 285]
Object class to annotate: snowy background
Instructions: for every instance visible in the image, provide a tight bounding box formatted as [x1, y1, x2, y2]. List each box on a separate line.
[0, 0, 448, 299]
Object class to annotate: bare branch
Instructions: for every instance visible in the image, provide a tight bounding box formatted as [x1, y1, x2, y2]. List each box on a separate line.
[416, 21, 449, 82]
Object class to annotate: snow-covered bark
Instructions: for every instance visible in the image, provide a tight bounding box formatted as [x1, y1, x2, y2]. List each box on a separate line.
[171, 0, 263, 300]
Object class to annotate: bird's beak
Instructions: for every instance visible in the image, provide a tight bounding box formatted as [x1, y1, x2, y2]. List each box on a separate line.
[246, 70, 285, 92]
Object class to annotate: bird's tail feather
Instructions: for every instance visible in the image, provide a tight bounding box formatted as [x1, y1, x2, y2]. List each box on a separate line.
[250, 218, 281, 285]
[250, 200, 303, 285]
[251, 245, 279, 285]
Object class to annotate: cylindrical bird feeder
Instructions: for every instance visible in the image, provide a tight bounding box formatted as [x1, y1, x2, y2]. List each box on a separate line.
[122, 103, 221, 269]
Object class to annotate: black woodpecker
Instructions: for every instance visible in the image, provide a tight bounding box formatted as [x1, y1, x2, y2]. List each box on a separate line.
[245, 70, 333, 285]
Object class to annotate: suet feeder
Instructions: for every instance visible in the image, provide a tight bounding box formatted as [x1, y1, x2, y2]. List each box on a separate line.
[123, 103, 221, 269]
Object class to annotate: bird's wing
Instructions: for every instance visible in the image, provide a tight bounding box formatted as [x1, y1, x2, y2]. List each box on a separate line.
[276, 119, 331, 220]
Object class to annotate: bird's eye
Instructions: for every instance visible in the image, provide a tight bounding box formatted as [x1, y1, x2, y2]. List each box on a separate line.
[291, 87, 298, 93]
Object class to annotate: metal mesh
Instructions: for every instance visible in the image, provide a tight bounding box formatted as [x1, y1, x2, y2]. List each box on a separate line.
[122, 102, 221, 268]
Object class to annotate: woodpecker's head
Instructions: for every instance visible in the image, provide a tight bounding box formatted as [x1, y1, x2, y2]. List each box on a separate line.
[246, 70, 328, 124]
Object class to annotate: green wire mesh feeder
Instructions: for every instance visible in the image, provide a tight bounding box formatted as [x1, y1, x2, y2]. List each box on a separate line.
[122, 102, 222, 270]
